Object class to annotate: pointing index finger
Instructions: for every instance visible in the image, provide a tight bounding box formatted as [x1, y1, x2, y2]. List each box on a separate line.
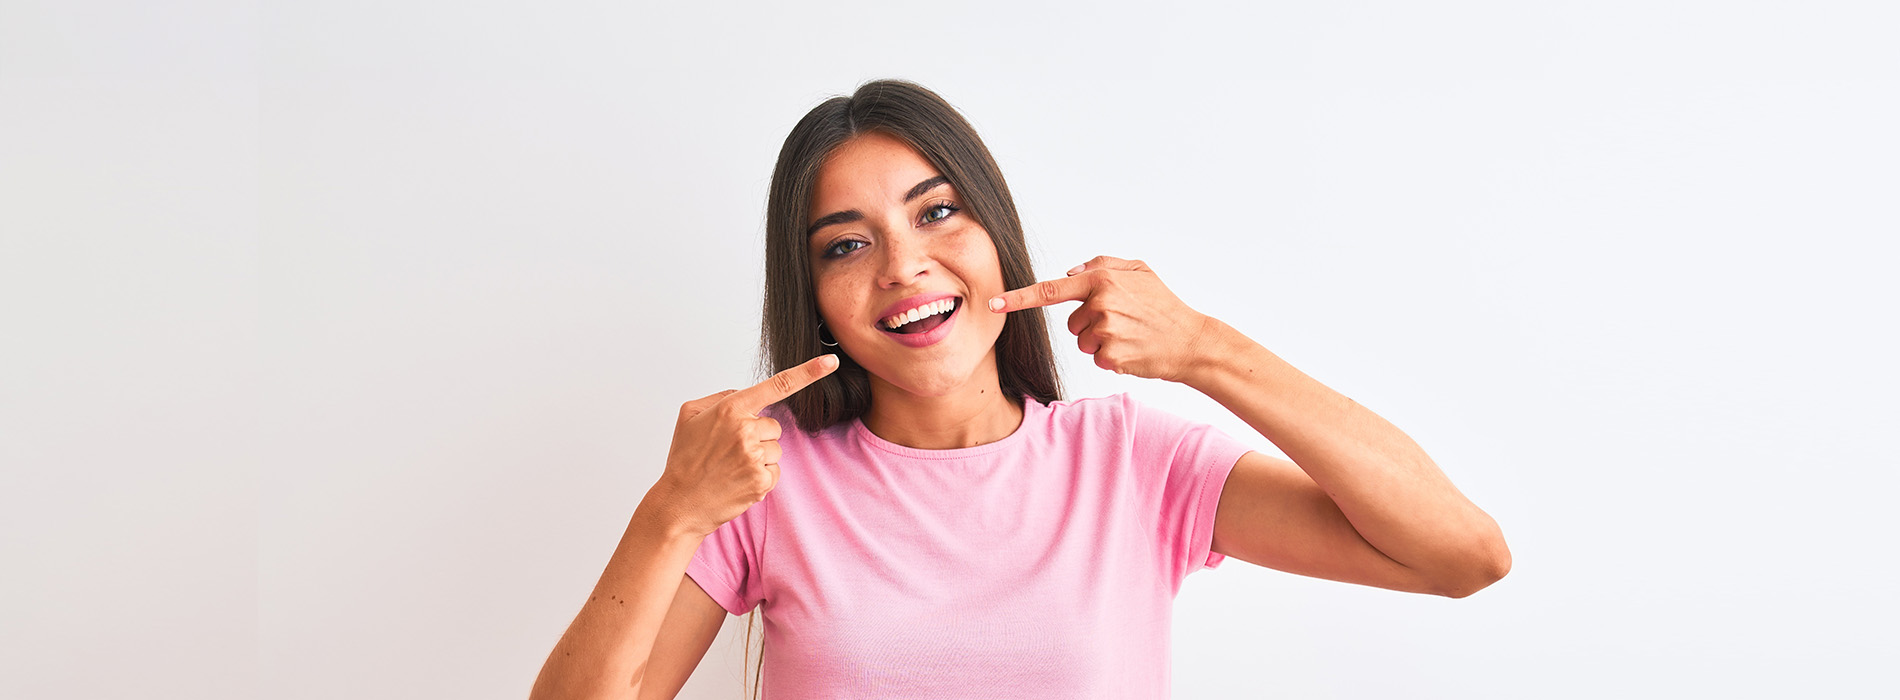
[988, 274, 1094, 313]
[729, 354, 840, 415]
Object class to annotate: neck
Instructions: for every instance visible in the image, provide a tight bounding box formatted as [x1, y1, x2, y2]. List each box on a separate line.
[861, 351, 1024, 450]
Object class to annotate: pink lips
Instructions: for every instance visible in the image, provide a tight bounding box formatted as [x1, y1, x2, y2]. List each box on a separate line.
[876, 292, 962, 349]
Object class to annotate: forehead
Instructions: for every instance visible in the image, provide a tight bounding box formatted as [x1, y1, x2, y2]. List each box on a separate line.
[810, 132, 942, 215]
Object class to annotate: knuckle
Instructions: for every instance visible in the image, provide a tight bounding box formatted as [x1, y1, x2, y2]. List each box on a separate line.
[1038, 281, 1061, 301]
[771, 372, 795, 396]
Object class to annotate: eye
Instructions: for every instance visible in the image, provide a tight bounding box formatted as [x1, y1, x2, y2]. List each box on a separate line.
[921, 202, 960, 225]
[823, 239, 868, 258]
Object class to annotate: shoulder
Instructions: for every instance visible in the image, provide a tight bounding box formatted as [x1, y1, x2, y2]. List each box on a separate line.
[1037, 392, 1144, 435]
[1047, 392, 1215, 445]
[1041, 392, 1136, 414]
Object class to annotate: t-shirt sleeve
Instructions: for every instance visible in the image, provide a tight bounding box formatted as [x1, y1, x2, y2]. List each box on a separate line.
[683, 491, 768, 617]
[1122, 393, 1254, 588]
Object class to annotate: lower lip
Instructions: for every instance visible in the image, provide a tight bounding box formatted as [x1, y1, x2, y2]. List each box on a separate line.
[882, 301, 960, 348]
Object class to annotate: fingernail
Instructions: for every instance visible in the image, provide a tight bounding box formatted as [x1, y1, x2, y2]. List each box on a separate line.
[822, 354, 839, 369]
[1066, 264, 1085, 276]
[988, 297, 1004, 312]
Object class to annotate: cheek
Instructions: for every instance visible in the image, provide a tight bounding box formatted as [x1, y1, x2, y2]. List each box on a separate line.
[947, 231, 1007, 291]
[812, 268, 870, 327]
[949, 238, 1009, 338]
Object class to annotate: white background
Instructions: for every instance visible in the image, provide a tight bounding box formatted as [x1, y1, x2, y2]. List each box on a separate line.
[2, 1, 1895, 698]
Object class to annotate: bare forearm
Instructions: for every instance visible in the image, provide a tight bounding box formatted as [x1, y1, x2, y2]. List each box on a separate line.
[530, 490, 704, 700]
[1186, 319, 1508, 590]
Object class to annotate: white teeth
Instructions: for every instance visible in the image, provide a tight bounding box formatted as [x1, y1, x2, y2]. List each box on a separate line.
[883, 298, 958, 329]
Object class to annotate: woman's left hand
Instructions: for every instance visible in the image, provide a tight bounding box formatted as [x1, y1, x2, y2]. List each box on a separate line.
[987, 255, 1220, 383]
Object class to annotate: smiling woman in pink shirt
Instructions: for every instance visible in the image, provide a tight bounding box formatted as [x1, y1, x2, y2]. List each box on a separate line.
[530, 80, 1511, 700]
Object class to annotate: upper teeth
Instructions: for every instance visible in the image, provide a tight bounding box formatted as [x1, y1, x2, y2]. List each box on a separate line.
[883, 298, 956, 329]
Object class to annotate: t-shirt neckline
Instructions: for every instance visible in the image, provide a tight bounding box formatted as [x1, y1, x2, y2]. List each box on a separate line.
[849, 396, 1046, 460]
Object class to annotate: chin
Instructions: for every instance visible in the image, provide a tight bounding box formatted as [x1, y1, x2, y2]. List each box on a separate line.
[891, 372, 974, 398]
[868, 346, 995, 399]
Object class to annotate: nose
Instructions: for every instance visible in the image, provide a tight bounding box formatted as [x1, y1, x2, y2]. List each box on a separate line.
[875, 229, 931, 289]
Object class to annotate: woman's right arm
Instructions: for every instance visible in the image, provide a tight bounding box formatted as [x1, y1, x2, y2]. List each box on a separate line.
[529, 355, 838, 700]
[528, 495, 708, 700]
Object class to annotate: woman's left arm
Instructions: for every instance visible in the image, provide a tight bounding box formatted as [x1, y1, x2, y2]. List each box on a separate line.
[990, 256, 1511, 597]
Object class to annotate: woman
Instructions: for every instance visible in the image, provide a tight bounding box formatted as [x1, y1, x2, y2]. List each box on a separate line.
[530, 80, 1510, 700]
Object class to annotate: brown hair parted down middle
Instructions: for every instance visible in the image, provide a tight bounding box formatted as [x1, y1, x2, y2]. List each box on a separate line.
[760, 79, 1062, 434]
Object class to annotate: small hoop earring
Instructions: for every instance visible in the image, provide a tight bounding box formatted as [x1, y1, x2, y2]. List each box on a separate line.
[817, 319, 840, 347]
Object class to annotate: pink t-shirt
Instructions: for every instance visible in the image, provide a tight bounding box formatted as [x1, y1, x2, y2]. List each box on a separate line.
[684, 392, 1253, 699]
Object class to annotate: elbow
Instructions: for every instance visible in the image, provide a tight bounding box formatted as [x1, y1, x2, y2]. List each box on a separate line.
[1440, 549, 1510, 599]
[1436, 529, 1512, 599]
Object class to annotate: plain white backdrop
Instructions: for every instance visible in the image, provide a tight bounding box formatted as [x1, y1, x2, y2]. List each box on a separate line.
[2, 1, 1895, 698]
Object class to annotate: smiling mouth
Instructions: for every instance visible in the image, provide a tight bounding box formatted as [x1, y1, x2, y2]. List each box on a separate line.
[880, 297, 961, 335]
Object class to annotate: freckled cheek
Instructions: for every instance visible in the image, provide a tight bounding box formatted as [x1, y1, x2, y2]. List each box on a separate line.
[814, 268, 877, 330]
[946, 236, 1006, 299]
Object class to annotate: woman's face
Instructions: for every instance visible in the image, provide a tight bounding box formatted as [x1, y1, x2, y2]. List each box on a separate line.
[806, 131, 1009, 399]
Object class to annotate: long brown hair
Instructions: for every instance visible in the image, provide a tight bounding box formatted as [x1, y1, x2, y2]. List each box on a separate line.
[761, 78, 1062, 434]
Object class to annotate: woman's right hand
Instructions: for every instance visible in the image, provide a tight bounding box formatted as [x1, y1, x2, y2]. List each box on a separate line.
[651, 354, 839, 537]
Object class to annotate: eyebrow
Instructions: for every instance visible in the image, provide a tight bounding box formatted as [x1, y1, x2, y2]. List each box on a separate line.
[806, 175, 951, 237]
